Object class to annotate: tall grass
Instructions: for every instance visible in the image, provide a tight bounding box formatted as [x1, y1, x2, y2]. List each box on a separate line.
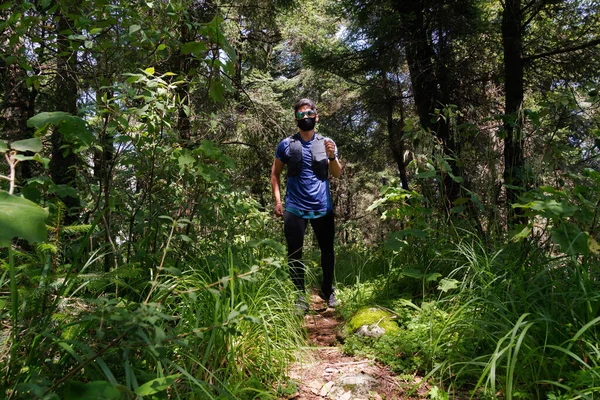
[334, 228, 600, 398]
[1, 220, 305, 399]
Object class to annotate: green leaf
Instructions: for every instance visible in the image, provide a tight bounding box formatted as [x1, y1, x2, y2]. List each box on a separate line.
[134, 374, 181, 396]
[33, 153, 50, 168]
[403, 269, 423, 279]
[50, 184, 79, 198]
[129, 24, 141, 35]
[198, 164, 220, 182]
[13, 155, 36, 162]
[180, 41, 207, 55]
[163, 267, 182, 276]
[27, 111, 72, 128]
[530, 200, 576, 216]
[396, 228, 427, 238]
[67, 34, 87, 41]
[415, 170, 437, 179]
[0, 191, 47, 247]
[124, 73, 143, 84]
[144, 67, 155, 75]
[589, 237, 600, 255]
[199, 140, 222, 159]
[27, 111, 94, 152]
[209, 80, 225, 102]
[64, 381, 121, 400]
[384, 232, 408, 252]
[425, 272, 442, 282]
[438, 278, 460, 293]
[447, 171, 463, 183]
[551, 223, 589, 256]
[179, 234, 192, 242]
[0, 140, 8, 152]
[178, 151, 195, 171]
[11, 138, 42, 152]
[509, 224, 531, 242]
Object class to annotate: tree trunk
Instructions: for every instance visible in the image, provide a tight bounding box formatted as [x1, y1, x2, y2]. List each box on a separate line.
[396, 1, 460, 208]
[382, 74, 409, 190]
[1, 26, 37, 185]
[501, 0, 527, 226]
[175, 22, 193, 142]
[49, 8, 81, 223]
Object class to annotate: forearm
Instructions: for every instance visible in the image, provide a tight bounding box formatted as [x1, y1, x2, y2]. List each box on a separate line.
[328, 158, 342, 179]
[270, 174, 282, 204]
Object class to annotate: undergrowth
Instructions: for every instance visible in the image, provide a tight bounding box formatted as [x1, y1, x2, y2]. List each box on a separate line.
[335, 229, 600, 399]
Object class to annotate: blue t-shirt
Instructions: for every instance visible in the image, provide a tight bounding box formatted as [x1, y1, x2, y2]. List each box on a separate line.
[275, 132, 338, 218]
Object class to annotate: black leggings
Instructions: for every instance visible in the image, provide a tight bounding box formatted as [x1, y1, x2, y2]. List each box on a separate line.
[284, 211, 335, 297]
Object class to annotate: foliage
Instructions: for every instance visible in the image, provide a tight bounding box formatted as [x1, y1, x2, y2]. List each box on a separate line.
[1, 0, 600, 398]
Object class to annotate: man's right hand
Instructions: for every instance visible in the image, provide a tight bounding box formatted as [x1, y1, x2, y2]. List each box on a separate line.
[274, 203, 284, 217]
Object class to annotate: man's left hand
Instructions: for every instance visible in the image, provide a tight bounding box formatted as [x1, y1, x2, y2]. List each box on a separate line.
[324, 139, 335, 159]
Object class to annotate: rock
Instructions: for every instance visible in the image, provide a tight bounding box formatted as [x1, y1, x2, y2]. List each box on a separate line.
[347, 307, 399, 337]
[307, 379, 322, 394]
[337, 391, 352, 400]
[320, 381, 335, 396]
[328, 373, 379, 399]
[356, 324, 386, 337]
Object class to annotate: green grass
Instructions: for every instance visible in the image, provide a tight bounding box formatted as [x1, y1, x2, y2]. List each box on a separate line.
[1, 232, 305, 399]
[333, 230, 600, 399]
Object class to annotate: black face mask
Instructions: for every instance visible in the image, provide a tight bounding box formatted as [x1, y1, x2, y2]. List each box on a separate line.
[297, 117, 316, 132]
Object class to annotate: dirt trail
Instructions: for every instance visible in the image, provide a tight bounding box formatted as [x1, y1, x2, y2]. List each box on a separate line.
[285, 291, 429, 400]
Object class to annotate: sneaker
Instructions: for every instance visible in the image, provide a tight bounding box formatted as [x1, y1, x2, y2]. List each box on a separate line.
[295, 294, 309, 314]
[327, 292, 338, 308]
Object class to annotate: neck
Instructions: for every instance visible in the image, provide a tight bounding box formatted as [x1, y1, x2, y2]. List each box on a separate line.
[298, 129, 314, 141]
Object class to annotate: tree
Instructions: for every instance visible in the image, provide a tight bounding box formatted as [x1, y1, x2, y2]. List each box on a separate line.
[0, 3, 38, 183]
[500, 0, 600, 225]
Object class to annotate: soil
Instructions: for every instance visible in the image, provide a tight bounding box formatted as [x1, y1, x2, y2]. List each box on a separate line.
[284, 290, 430, 400]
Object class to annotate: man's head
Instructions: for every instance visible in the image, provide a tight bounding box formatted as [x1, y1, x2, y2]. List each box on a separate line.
[294, 98, 319, 132]
[294, 98, 317, 115]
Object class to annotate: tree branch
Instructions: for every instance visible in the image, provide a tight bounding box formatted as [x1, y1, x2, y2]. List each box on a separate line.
[521, 0, 553, 29]
[523, 37, 600, 63]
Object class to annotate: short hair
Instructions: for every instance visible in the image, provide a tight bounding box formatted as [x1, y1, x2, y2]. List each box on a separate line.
[294, 98, 317, 114]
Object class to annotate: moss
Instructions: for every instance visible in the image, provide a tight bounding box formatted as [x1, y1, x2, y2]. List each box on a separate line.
[348, 307, 400, 335]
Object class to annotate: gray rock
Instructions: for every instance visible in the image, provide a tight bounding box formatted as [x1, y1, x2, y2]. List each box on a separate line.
[356, 324, 386, 337]
[329, 373, 378, 398]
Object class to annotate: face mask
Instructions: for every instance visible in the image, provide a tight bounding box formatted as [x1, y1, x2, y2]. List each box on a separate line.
[297, 117, 316, 131]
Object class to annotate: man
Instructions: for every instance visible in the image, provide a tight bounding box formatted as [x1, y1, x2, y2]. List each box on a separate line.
[270, 98, 342, 312]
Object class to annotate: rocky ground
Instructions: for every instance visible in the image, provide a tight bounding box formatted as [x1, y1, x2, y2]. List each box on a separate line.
[284, 291, 430, 400]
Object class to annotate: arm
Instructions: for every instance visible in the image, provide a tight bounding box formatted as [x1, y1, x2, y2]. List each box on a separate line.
[324, 139, 343, 178]
[328, 157, 342, 179]
[270, 158, 285, 217]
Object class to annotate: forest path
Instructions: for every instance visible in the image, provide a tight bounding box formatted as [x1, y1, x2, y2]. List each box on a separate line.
[284, 290, 429, 400]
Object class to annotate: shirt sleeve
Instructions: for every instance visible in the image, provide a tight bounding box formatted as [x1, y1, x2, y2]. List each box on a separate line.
[275, 139, 289, 163]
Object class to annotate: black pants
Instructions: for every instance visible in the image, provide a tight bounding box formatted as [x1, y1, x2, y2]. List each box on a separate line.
[284, 211, 335, 297]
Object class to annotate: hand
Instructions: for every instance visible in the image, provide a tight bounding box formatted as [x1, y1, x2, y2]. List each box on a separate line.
[324, 139, 335, 159]
[274, 202, 283, 218]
